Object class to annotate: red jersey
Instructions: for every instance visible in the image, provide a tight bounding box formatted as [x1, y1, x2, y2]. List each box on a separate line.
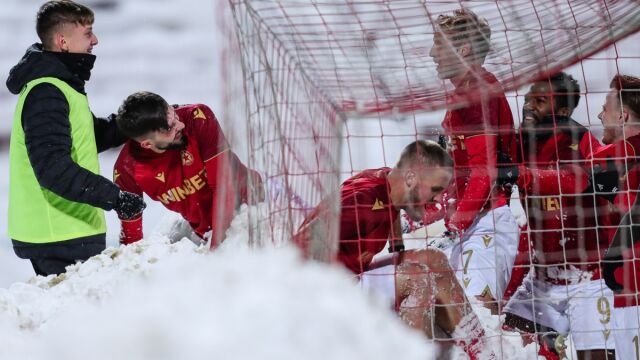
[114, 104, 258, 246]
[519, 127, 611, 276]
[296, 168, 399, 274]
[441, 67, 516, 233]
[590, 134, 640, 307]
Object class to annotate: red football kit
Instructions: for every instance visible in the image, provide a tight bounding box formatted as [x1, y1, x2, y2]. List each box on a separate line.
[517, 127, 613, 281]
[114, 104, 259, 246]
[440, 66, 517, 233]
[590, 134, 640, 307]
[296, 168, 399, 274]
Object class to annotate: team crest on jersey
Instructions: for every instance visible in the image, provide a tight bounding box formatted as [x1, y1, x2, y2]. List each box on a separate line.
[113, 169, 120, 182]
[155, 172, 166, 183]
[482, 234, 492, 247]
[181, 150, 194, 166]
[192, 108, 206, 120]
[371, 199, 385, 211]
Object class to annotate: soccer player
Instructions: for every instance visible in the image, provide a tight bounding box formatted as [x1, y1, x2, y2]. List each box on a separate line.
[113, 91, 262, 247]
[295, 140, 492, 359]
[428, 8, 519, 308]
[503, 72, 616, 360]
[595, 74, 640, 360]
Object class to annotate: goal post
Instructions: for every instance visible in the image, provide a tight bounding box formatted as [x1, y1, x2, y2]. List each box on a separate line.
[221, 0, 640, 356]
[222, 0, 640, 255]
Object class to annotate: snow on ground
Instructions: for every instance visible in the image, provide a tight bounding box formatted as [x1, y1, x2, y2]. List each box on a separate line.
[0, 204, 437, 360]
[0, 201, 548, 360]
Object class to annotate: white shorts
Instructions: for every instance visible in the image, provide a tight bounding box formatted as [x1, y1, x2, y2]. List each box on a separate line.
[359, 265, 396, 309]
[612, 306, 640, 360]
[504, 275, 616, 351]
[449, 205, 519, 300]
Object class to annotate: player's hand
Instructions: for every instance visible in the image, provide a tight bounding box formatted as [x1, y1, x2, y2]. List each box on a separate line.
[496, 151, 519, 188]
[115, 191, 146, 220]
[602, 257, 625, 292]
[588, 157, 619, 202]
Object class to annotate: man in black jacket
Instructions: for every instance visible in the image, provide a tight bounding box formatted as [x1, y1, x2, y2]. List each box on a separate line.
[6, 1, 145, 276]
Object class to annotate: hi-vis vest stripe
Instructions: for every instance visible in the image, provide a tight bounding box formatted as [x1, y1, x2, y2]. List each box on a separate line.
[8, 77, 106, 243]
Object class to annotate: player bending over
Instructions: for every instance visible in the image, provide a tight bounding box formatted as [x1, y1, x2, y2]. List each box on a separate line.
[295, 140, 493, 359]
[113, 91, 263, 247]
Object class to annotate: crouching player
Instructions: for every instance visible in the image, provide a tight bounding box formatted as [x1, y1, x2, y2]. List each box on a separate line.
[295, 140, 493, 359]
[113, 91, 263, 247]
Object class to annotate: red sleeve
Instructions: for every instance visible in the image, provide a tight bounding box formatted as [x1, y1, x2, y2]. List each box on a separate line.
[205, 150, 237, 247]
[615, 167, 640, 214]
[113, 149, 144, 245]
[448, 134, 496, 232]
[580, 131, 603, 158]
[517, 164, 589, 196]
[189, 105, 230, 161]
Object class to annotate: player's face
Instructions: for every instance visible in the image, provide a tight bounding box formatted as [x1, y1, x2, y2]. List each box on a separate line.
[151, 107, 186, 151]
[599, 89, 624, 145]
[404, 167, 451, 221]
[59, 23, 98, 54]
[522, 82, 556, 130]
[430, 33, 466, 80]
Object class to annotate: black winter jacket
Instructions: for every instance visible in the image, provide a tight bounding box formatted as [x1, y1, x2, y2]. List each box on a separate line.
[6, 44, 126, 214]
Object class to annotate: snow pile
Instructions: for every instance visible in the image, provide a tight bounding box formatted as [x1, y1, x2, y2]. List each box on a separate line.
[0, 204, 436, 360]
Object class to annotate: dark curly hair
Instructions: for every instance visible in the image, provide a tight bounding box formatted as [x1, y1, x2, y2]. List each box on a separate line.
[116, 91, 170, 139]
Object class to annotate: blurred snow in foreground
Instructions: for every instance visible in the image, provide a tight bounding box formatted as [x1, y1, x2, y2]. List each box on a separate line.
[0, 204, 436, 360]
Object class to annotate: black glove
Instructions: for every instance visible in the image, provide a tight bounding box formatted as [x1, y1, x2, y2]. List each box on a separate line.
[602, 256, 625, 293]
[496, 151, 519, 188]
[437, 135, 447, 150]
[588, 157, 619, 202]
[602, 210, 640, 293]
[388, 241, 405, 253]
[114, 191, 146, 220]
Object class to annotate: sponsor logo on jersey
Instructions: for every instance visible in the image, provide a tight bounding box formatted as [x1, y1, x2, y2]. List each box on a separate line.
[193, 108, 206, 120]
[155, 172, 166, 183]
[538, 196, 561, 211]
[181, 150, 194, 166]
[157, 169, 207, 205]
[371, 199, 385, 211]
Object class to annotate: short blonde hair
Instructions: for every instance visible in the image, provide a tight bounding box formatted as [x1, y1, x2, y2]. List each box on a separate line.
[436, 8, 491, 63]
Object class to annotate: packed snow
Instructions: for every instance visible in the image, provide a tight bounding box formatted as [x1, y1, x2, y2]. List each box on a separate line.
[0, 203, 547, 360]
[0, 205, 436, 360]
[0, 0, 637, 359]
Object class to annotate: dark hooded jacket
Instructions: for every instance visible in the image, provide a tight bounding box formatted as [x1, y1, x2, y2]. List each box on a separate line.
[6, 44, 126, 248]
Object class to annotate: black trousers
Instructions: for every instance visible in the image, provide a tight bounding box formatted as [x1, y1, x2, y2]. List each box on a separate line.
[13, 234, 106, 276]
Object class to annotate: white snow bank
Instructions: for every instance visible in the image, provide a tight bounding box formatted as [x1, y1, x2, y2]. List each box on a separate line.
[0, 204, 436, 360]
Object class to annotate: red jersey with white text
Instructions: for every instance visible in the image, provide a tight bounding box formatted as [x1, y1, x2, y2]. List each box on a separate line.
[114, 104, 257, 245]
[519, 128, 612, 276]
[441, 67, 516, 233]
[296, 168, 399, 274]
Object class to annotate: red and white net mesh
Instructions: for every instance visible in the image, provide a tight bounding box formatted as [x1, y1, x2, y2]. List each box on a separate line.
[221, 1, 640, 356]
[222, 0, 639, 246]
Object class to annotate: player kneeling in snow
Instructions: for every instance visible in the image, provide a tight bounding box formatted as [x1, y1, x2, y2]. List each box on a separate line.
[113, 91, 263, 247]
[295, 140, 492, 359]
